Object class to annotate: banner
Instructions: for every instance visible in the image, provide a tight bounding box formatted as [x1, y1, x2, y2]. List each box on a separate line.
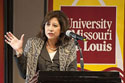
[0, 0, 4, 83]
[48, 0, 124, 82]
[61, 6, 116, 64]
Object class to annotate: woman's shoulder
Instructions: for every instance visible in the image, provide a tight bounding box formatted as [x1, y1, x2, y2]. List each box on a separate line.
[62, 39, 75, 48]
[67, 39, 75, 45]
[24, 37, 44, 54]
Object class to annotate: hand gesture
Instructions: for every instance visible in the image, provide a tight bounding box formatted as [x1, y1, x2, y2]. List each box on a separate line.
[5, 32, 24, 53]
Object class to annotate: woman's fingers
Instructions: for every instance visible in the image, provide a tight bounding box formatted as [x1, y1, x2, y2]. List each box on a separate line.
[8, 32, 15, 38]
[4, 32, 18, 46]
[4, 32, 15, 44]
[5, 32, 20, 41]
[6, 32, 14, 40]
[5, 39, 10, 45]
[20, 34, 24, 41]
[4, 35, 11, 42]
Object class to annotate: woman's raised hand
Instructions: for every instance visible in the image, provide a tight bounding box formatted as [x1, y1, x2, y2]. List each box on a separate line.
[5, 32, 24, 53]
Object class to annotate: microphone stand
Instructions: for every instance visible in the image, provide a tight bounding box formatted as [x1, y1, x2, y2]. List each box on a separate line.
[74, 39, 84, 71]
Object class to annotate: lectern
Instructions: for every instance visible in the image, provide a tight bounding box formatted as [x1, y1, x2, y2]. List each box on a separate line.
[38, 71, 121, 83]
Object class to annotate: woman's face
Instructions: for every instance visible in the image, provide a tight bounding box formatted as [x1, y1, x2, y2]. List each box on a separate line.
[45, 17, 61, 40]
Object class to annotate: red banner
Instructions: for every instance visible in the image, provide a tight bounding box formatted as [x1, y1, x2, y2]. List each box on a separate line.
[0, 0, 4, 82]
[61, 6, 116, 64]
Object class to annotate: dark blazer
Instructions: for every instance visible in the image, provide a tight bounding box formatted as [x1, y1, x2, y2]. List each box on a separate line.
[16, 37, 77, 83]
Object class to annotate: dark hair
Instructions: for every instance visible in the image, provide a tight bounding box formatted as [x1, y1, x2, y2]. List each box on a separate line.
[37, 10, 71, 46]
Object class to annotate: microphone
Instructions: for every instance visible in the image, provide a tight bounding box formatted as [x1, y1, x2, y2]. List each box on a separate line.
[66, 30, 86, 41]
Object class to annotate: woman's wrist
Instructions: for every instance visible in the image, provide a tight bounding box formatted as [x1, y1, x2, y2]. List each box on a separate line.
[16, 48, 23, 57]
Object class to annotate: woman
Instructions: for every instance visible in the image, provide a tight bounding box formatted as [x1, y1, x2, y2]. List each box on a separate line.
[5, 10, 77, 83]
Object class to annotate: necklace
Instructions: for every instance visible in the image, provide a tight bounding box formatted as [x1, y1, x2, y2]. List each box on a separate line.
[46, 42, 57, 51]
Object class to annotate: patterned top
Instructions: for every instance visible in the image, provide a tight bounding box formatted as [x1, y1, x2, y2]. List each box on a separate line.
[15, 37, 77, 83]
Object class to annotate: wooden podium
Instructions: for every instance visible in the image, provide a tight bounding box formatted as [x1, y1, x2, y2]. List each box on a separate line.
[38, 71, 121, 83]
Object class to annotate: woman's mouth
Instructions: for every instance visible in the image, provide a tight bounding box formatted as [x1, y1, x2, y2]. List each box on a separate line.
[48, 33, 54, 36]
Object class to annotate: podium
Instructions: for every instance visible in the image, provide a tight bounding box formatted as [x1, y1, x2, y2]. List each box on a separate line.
[38, 71, 121, 83]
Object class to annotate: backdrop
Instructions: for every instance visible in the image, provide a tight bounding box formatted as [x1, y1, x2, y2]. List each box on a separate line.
[48, 0, 125, 82]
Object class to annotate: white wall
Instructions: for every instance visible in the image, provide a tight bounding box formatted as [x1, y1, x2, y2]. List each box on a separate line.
[13, 0, 45, 82]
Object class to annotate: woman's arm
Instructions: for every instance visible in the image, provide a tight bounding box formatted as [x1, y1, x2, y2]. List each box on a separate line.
[14, 38, 33, 79]
[4, 32, 27, 78]
[14, 54, 27, 79]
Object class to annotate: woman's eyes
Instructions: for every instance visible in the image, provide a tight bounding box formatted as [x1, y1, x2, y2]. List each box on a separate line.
[46, 23, 50, 26]
[53, 24, 58, 27]
[46, 23, 58, 27]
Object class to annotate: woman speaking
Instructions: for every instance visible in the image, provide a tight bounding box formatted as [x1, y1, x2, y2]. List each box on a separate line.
[5, 10, 77, 83]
